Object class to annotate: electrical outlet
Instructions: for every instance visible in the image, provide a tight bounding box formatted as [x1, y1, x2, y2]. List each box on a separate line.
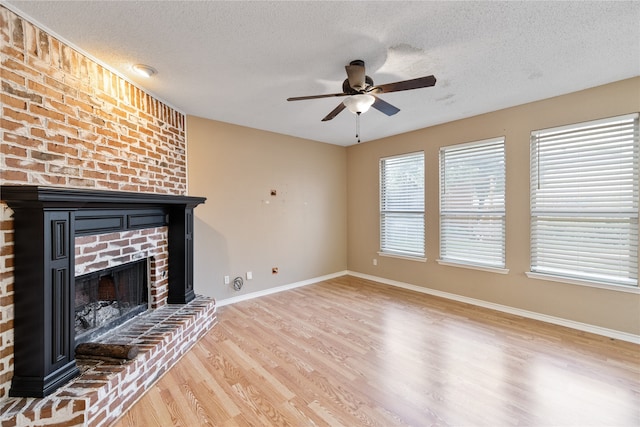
[373, 258, 377, 266]
[272, 267, 278, 274]
[246, 271, 253, 280]
[224, 275, 230, 285]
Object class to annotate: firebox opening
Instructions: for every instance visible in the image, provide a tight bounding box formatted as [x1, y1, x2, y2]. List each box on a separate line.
[75, 258, 149, 346]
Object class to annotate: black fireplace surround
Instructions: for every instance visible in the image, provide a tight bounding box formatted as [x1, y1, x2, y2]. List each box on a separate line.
[0, 185, 205, 397]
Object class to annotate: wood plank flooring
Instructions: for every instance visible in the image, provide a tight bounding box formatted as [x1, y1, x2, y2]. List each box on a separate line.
[113, 275, 640, 426]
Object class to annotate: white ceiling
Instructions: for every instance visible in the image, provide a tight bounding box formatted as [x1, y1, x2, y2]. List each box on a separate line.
[5, 1, 640, 146]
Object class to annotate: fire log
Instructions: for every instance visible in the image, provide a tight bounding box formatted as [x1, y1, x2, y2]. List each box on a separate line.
[75, 343, 139, 360]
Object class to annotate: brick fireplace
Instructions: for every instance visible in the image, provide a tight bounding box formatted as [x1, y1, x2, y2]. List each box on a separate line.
[0, 188, 216, 426]
[0, 186, 213, 425]
[0, 5, 216, 425]
[1, 185, 206, 394]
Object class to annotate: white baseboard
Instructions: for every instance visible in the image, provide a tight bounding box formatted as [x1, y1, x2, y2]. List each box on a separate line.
[348, 271, 640, 345]
[216, 270, 348, 307]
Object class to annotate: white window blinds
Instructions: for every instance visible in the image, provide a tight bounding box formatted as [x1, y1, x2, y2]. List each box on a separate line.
[440, 138, 506, 268]
[530, 114, 639, 287]
[380, 152, 425, 258]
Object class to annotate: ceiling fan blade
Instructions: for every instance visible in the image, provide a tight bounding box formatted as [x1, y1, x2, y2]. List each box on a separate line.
[372, 96, 400, 116]
[321, 102, 346, 122]
[345, 61, 366, 91]
[372, 75, 436, 94]
[287, 92, 349, 101]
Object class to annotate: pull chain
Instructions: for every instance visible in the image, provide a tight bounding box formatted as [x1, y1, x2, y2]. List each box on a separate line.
[355, 112, 361, 143]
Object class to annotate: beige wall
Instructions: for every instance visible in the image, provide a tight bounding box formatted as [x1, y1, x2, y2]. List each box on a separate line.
[187, 78, 639, 335]
[187, 116, 347, 301]
[347, 77, 640, 335]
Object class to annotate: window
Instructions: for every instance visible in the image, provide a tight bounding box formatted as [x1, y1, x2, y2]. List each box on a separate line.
[380, 152, 425, 259]
[530, 114, 639, 288]
[439, 138, 506, 269]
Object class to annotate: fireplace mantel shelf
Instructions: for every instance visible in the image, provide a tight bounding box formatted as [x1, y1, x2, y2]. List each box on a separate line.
[1, 185, 205, 208]
[1, 185, 206, 398]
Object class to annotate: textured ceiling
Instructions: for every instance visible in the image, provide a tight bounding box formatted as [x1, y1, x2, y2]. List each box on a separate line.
[4, 1, 640, 146]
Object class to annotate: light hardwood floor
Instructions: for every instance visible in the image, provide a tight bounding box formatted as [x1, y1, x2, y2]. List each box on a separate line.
[113, 275, 640, 426]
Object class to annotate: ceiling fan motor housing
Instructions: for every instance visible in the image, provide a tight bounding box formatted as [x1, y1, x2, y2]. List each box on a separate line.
[344, 59, 372, 92]
[343, 76, 374, 93]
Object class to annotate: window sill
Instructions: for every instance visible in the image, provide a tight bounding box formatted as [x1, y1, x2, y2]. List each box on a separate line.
[378, 252, 427, 263]
[525, 272, 640, 294]
[437, 259, 509, 274]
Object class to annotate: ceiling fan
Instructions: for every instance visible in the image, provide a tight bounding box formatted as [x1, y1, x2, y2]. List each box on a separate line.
[287, 59, 437, 122]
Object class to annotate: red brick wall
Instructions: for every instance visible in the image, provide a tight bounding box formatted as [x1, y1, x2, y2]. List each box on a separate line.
[0, 5, 187, 400]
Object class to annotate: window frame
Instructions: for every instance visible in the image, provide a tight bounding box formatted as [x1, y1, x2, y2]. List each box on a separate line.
[379, 151, 426, 261]
[438, 137, 507, 272]
[528, 113, 639, 289]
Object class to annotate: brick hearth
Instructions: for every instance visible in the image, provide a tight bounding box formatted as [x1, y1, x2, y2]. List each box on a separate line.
[0, 296, 217, 427]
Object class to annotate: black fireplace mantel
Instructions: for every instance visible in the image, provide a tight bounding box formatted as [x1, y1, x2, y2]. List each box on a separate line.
[0, 185, 206, 209]
[0, 185, 206, 397]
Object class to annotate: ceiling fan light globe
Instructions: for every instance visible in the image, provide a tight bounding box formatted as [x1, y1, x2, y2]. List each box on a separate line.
[343, 94, 375, 114]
